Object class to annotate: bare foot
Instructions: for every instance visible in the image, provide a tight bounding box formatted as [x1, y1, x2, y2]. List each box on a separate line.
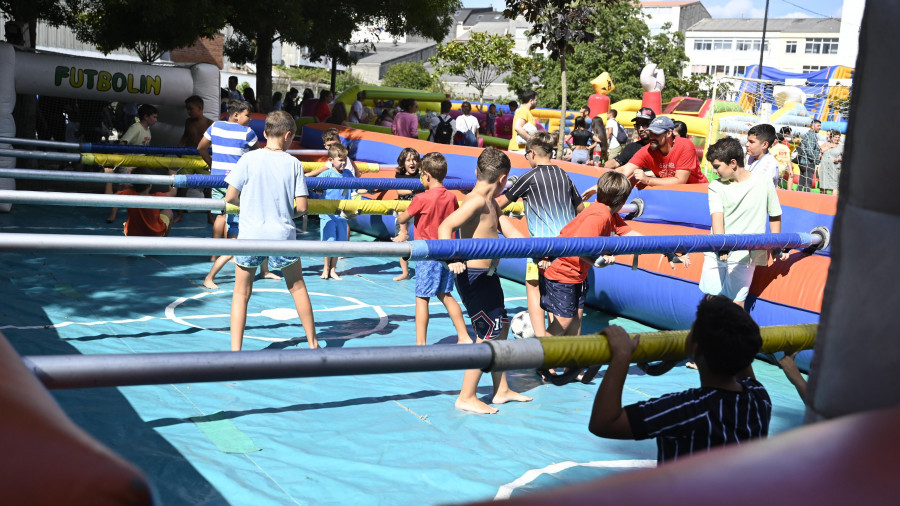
[493, 391, 532, 404]
[457, 336, 474, 345]
[260, 271, 282, 281]
[202, 278, 219, 290]
[320, 272, 329, 279]
[329, 272, 343, 281]
[686, 361, 698, 370]
[455, 398, 498, 414]
[392, 273, 410, 281]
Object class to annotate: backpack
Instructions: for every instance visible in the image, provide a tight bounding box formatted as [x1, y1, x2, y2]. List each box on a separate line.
[433, 116, 453, 144]
[614, 120, 628, 145]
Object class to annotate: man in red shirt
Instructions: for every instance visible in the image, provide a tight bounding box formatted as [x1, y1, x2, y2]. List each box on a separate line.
[617, 116, 708, 186]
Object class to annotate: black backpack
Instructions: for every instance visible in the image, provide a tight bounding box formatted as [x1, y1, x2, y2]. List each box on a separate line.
[614, 120, 628, 145]
[434, 116, 453, 144]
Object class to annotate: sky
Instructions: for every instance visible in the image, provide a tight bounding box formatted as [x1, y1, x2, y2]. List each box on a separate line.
[465, 0, 845, 19]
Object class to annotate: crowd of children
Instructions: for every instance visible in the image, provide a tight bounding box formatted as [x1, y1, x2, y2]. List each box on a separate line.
[103, 105, 808, 464]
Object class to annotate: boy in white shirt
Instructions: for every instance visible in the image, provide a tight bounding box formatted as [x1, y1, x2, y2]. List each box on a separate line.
[746, 123, 781, 186]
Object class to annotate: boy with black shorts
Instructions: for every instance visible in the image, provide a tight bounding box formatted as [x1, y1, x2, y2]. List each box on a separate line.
[495, 131, 583, 337]
[393, 153, 470, 346]
[438, 147, 532, 414]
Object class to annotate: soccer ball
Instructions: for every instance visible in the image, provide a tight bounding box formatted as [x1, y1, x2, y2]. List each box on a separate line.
[510, 311, 535, 339]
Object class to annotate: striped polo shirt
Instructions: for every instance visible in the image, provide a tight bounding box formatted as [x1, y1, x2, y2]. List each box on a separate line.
[504, 164, 582, 238]
[203, 121, 258, 176]
[625, 377, 772, 464]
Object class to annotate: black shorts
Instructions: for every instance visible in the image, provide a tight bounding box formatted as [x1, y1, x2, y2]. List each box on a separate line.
[539, 277, 588, 318]
[454, 267, 508, 340]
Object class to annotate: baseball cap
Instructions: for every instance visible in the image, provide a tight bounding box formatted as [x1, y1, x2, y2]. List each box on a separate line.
[633, 107, 656, 122]
[647, 116, 675, 134]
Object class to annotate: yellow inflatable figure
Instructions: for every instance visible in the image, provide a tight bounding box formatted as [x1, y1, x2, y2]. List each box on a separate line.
[591, 72, 615, 95]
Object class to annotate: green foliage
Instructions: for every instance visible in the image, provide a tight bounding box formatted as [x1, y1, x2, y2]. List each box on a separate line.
[223, 0, 459, 112]
[382, 61, 434, 90]
[276, 65, 370, 96]
[67, 0, 225, 62]
[505, 2, 689, 109]
[430, 32, 527, 104]
[224, 34, 256, 66]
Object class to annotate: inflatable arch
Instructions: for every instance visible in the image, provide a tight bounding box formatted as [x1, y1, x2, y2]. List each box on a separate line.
[0, 41, 219, 211]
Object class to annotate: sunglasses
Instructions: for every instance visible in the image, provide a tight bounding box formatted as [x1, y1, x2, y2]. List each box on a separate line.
[635, 122, 650, 129]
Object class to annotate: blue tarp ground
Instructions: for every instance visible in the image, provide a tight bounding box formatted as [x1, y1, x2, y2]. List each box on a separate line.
[0, 203, 807, 505]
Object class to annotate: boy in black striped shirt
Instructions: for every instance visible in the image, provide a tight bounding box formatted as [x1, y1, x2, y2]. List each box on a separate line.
[588, 296, 771, 463]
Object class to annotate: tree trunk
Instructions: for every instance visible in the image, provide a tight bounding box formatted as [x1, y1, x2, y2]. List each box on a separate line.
[330, 57, 337, 94]
[255, 29, 274, 113]
[558, 54, 567, 159]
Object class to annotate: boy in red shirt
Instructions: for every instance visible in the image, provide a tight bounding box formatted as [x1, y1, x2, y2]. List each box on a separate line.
[111, 166, 175, 237]
[540, 171, 640, 384]
[393, 153, 470, 346]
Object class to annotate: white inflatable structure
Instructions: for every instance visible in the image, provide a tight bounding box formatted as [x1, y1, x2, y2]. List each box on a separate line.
[0, 42, 219, 211]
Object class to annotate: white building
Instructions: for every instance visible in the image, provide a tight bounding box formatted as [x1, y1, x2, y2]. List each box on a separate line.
[640, 0, 711, 35]
[684, 18, 843, 77]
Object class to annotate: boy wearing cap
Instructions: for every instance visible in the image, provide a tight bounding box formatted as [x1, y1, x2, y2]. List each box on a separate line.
[616, 116, 708, 187]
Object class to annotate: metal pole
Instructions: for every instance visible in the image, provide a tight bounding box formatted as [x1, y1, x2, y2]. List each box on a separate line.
[23, 344, 501, 389]
[21, 325, 815, 390]
[0, 229, 828, 258]
[0, 136, 78, 150]
[758, 0, 770, 80]
[0, 190, 223, 211]
[0, 168, 174, 186]
[0, 149, 81, 162]
[0, 232, 413, 257]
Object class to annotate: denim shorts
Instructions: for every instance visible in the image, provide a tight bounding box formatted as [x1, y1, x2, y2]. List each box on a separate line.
[234, 255, 300, 270]
[415, 260, 454, 298]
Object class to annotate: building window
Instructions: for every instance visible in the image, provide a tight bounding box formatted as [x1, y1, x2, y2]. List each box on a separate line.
[786, 40, 797, 53]
[694, 39, 712, 51]
[733, 66, 747, 77]
[802, 65, 826, 72]
[707, 65, 729, 77]
[736, 39, 769, 51]
[805, 38, 839, 54]
[713, 39, 732, 50]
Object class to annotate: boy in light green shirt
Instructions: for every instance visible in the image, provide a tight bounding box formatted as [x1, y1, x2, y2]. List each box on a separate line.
[700, 137, 790, 308]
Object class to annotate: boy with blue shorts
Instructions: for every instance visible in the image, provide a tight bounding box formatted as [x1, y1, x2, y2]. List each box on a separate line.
[316, 143, 358, 280]
[225, 111, 318, 352]
[701, 137, 790, 309]
[439, 147, 532, 414]
[393, 152, 470, 346]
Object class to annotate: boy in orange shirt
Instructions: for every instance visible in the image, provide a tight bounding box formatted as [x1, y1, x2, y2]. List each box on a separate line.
[110, 166, 175, 237]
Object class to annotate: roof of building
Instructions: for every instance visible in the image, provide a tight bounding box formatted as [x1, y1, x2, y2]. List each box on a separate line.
[687, 17, 841, 33]
[350, 41, 436, 65]
[641, 1, 702, 6]
[453, 8, 505, 27]
[458, 19, 531, 39]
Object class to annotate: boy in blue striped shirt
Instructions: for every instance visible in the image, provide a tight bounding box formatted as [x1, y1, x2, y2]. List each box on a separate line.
[200, 100, 277, 288]
[589, 296, 771, 463]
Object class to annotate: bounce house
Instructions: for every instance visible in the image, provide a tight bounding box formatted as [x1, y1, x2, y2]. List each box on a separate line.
[299, 122, 833, 371]
[0, 42, 220, 211]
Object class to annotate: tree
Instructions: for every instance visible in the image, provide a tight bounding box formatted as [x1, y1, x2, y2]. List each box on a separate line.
[381, 61, 433, 90]
[505, 0, 599, 157]
[505, 3, 688, 111]
[430, 32, 527, 107]
[68, 1, 225, 62]
[223, 0, 460, 112]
